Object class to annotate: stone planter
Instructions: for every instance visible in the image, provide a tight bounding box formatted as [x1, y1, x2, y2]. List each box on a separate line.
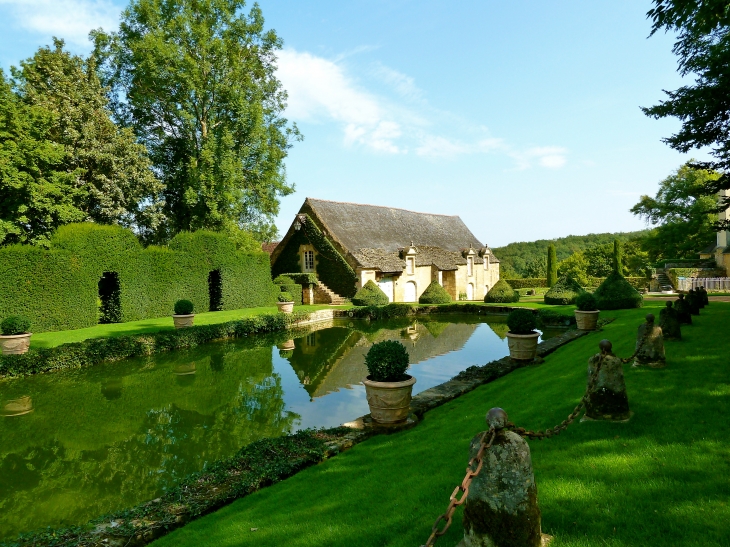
[574, 310, 600, 331]
[172, 314, 195, 329]
[506, 331, 539, 361]
[0, 332, 32, 355]
[277, 301, 294, 314]
[363, 375, 416, 424]
[279, 339, 296, 351]
[2, 396, 34, 417]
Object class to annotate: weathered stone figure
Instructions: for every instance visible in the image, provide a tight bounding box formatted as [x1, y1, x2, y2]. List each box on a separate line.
[462, 408, 542, 547]
[659, 301, 682, 341]
[633, 314, 666, 368]
[674, 293, 692, 325]
[584, 340, 631, 421]
[687, 289, 701, 316]
[699, 286, 709, 307]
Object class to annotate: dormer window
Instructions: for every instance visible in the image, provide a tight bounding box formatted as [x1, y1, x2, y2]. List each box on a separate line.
[484, 254, 489, 270]
[406, 256, 415, 275]
[467, 256, 473, 277]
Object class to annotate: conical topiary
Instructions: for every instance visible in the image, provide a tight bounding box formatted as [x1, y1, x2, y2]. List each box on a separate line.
[485, 279, 520, 303]
[418, 280, 452, 304]
[543, 275, 586, 305]
[593, 271, 643, 310]
[352, 280, 390, 306]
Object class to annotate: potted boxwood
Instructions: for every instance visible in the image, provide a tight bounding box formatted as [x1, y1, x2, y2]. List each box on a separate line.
[276, 292, 295, 314]
[574, 292, 600, 331]
[0, 315, 32, 355]
[505, 308, 539, 361]
[172, 299, 195, 329]
[362, 340, 416, 424]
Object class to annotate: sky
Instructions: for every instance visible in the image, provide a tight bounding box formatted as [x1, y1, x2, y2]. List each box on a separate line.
[0, 0, 708, 247]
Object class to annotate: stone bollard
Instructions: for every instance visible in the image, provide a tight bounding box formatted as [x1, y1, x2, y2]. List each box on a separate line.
[633, 314, 666, 368]
[699, 286, 709, 307]
[659, 301, 682, 341]
[687, 289, 701, 316]
[461, 408, 543, 547]
[583, 340, 631, 421]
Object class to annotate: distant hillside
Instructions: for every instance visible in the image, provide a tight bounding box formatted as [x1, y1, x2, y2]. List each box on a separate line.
[493, 230, 649, 277]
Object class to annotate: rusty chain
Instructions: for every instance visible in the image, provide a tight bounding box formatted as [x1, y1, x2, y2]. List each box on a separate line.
[421, 331, 651, 545]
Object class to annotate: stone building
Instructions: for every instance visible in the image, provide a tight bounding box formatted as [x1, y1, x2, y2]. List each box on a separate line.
[699, 189, 730, 272]
[270, 198, 500, 303]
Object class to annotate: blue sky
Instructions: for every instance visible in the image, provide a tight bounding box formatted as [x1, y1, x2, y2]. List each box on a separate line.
[0, 0, 705, 246]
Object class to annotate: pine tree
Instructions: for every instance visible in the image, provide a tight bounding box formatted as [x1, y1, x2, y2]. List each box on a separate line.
[547, 244, 558, 287]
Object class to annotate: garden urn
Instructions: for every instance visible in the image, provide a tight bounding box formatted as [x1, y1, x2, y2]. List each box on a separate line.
[172, 314, 195, 329]
[363, 375, 416, 424]
[0, 333, 32, 355]
[574, 310, 600, 331]
[276, 301, 295, 314]
[505, 332, 539, 361]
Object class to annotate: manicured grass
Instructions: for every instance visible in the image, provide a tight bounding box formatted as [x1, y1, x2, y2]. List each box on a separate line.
[154, 301, 730, 547]
[29, 305, 336, 349]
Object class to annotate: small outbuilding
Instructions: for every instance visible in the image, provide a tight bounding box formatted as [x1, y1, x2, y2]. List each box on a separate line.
[270, 198, 500, 303]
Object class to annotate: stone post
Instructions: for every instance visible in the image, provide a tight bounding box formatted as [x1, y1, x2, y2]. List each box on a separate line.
[633, 314, 666, 368]
[583, 340, 630, 421]
[461, 408, 543, 547]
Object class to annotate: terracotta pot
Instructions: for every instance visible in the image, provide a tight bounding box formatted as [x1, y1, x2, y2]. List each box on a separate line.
[277, 301, 294, 314]
[506, 331, 540, 361]
[363, 375, 416, 424]
[172, 314, 195, 329]
[575, 309, 600, 331]
[0, 332, 32, 355]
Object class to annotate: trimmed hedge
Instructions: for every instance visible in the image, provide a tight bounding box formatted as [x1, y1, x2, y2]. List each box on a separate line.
[505, 278, 548, 289]
[485, 279, 520, 303]
[352, 280, 390, 306]
[418, 281, 452, 304]
[586, 276, 650, 290]
[274, 275, 303, 305]
[279, 273, 319, 286]
[593, 271, 643, 310]
[0, 311, 312, 378]
[0, 224, 276, 332]
[543, 275, 586, 305]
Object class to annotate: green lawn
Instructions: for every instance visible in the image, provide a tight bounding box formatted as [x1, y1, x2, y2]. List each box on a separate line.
[29, 305, 336, 349]
[153, 301, 730, 547]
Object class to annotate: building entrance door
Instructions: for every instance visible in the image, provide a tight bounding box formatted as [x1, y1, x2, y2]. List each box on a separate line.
[404, 281, 417, 302]
[467, 283, 474, 300]
[378, 277, 394, 302]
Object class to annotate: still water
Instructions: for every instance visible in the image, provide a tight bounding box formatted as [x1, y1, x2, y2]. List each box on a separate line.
[0, 315, 558, 538]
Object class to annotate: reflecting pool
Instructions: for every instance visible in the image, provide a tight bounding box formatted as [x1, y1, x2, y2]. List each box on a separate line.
[0, 315, 558, 538]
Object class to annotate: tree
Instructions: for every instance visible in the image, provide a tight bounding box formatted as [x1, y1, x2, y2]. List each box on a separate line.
[93, 0, 301, 242]
[644, 0, 730, 227]
[11, 40, 165, 241]
[0, 69, 85, 246]
[546, 244, 557, 287]
[523, 256, 546, 278]
[630, 162, 719, 261]
[612, 240, 623, 273]
[557, 252, 590, 287]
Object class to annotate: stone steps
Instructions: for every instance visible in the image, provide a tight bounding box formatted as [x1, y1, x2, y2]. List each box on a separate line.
[314, 281, 347, 305]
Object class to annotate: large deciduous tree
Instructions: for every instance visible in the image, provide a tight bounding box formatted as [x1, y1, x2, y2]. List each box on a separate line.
[644, 0, 730, 226]
[92, 0, 300, 242]
[630, 162, 718, 261]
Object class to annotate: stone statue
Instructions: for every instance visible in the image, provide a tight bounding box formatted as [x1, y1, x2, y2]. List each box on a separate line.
[462, 408, 543, 547]
[687, 289, 701, 316]
[659, 301, 682, 341]
[699, 286, 709, 307]
[584, 340, 630, 421]
[633, 314, 666, 368]
[674, 294, 692, 325]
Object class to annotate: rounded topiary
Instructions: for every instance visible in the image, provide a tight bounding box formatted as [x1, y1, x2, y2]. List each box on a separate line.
[543, 275, 586, 305]
[1, 315, 31, 335]
[593, 271, 643, 310]
[485, 279, 520, 303]
[364, 340, 410, 382]
[352, 280, 389, 306]
[174, 299, 194, 315]
[273, 275, 295, 285]
[575, 292, 598, 311]
[507, 308, 537, 334]
[418, 280, 452, 304]
[278, 291, 293, 303]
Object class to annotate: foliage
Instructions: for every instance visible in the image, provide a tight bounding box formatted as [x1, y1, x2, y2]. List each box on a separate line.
[174, 299, 194, 315]
[273, 275, 295, 285]
[558, 240, 650, 285]
[352, 280, 389, 306]
[93, 0, 301, 242]
[273, 275, 303, 305]
[364, 340, 410, 382]
[493, 230, 648, 278]
[557, 252, 591, 286]
[544, 275, 586, 305]
[523, 256, 547, 279]
[536, 308, 575, 327]
[485, 279, 520, 303]
[547, 244, 558, 287]
[276, 273, 318, 286]
[277, 292, 293, 303]
[0, 224, 276, 332]
[644, 1, 730, 229]
[630, 162, 720, 261]
[418, 281, 452, 304]
[506, 308, 537, 334]
[1, 315, 31, 335]
[575, 292, 598, 312]
[593, 271, 644, 310]
[504, 278, 548, 289]
[613, 240, 623, 273]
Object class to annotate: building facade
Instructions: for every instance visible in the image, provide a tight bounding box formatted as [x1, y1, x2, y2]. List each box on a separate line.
[699, 189, 730, 272]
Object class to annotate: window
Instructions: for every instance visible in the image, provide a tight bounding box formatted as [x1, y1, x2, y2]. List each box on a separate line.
[484, 254, 489, 270]
[467, 257, 473, 277]
[303, 250, 315, 272]
[407, 257, 415, 275]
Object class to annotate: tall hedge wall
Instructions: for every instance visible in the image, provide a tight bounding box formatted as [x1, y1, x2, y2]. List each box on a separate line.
[0, 224, 276, 333]
[505, 278, 549, 289]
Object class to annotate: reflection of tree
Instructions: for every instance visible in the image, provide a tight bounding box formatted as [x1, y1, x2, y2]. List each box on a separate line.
[422, 320, 450, 338]
[486, 318, 510, 339]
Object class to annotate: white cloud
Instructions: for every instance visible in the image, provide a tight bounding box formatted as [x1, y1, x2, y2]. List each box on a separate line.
[509, 146, 569, 170]
[0, 0, 119, 47]
[371, 62, 425, 103]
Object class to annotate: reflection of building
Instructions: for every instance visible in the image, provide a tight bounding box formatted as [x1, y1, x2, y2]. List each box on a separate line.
[283, 321, 479, 398]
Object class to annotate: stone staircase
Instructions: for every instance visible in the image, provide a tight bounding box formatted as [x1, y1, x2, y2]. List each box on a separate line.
[657, 270, 674, 292]
[314, 281, 347, 305]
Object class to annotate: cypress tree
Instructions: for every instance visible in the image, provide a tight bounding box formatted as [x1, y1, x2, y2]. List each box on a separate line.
[547, 244, 558, 287]
[613, 240, 623, 274]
